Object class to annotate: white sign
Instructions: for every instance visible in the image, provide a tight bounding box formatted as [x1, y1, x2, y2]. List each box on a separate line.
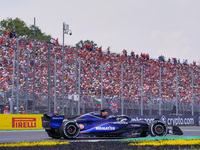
[74, 95, 79, 101]
[68, 95, 72, 100]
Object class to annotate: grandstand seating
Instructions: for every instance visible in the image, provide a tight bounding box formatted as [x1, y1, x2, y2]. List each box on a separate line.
[0, 35, 200, 114]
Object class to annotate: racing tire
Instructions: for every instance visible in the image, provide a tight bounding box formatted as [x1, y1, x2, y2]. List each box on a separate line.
[46, 129, 61, 139]
[140, 131, 148, 137]
[148, 120, 168, 137]
[60, 121, 80, 139]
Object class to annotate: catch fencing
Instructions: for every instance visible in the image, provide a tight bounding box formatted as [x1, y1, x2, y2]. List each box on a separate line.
[0, 40, 200, 117]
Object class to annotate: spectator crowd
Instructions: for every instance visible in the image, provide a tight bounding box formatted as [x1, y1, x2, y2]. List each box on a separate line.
[0, 34, 200, 112]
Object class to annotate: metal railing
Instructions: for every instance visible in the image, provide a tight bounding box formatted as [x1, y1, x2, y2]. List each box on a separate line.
[0, 40, 200, 116]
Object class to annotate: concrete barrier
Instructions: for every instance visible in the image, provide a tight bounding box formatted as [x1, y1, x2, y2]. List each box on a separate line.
[0, 114, 43, 130]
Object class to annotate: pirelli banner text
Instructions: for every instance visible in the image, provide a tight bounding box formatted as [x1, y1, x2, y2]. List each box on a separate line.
[0, 114, 43, 130]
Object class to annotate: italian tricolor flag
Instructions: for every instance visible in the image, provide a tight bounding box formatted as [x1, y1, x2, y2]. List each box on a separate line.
[95, 98, 101, 107]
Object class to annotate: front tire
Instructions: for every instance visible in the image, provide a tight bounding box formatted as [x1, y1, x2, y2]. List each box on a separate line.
[148, 120, 167, 137]
[60, 121, 80, 139]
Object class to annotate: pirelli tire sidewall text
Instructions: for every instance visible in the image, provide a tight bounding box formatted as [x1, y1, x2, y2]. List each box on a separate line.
[148, 120, 168, 137]
[60, 121, 80, 139]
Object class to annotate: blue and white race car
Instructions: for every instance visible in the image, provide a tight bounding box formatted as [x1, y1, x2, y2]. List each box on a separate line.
[42, 111, 183, 139]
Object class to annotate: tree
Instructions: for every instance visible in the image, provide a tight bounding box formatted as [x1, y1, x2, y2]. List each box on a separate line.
[29, 25, 52, 41]
[75, 40, 98, 49]
[0, 17, 52, 41]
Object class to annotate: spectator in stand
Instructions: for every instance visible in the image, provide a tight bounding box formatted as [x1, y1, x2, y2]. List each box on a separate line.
[107, 47, 110, 56]
[0, 37, 3, 44]
[146, 53, 149, 60]
[168, 58, 171, 63]
[172, 58, 177, 65]
[86, 44, 90, 50]
[50, 38, 55, 44]
[183, 59, 188, 65]
[158, 55, 165, 62]
[4, 106, 10, 114]
[55, 106, 61, 115]
[19, 106, 25, 114]
[6, 29, 9, 37]
[13, 31, 16, 38]
[55, 38, 59, 45]
[98, 46, 102, 57]
[0, 34, 199, 111]
[131, 51, 135, 59]
[141, 53, 144, 59]
[177, 59, 180, 64]
[9, 29, 13, 38]
[122, 49, 127, 57]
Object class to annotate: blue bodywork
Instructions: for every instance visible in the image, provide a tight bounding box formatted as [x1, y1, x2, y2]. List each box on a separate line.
[76, 114, 127, 133]
[42, 112, 183, 138]
[50, 116, 65, 128]
[49, 113, 148, 137]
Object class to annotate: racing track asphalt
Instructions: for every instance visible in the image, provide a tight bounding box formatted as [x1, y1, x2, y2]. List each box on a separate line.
[0, 126, 200, 143]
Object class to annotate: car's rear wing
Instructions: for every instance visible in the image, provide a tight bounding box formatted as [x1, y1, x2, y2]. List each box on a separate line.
[42, 113, 64, 129]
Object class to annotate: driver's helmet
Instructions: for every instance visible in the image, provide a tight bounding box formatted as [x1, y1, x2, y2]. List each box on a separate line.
[100, 109, 108, 118]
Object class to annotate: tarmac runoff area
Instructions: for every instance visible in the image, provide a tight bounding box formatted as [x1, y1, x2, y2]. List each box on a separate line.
[0, 126, 200, 143]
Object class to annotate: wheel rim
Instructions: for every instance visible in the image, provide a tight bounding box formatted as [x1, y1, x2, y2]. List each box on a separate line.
[154, 124, 164, 135]
[67, 124, 76, 135]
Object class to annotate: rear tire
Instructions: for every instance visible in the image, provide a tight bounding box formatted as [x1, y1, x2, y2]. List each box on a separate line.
[141, 131, 148, 137]
[60, 121, 80, 139]
[46, 129, 61, 139]
[148, 120, 167, 137]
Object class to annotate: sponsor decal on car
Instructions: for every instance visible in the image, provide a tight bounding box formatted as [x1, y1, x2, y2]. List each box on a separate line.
[131, 124, 141, 127]
[112, 122, 128, 124]
[95, 126, 115, 130]
[52, 117, 64, 120]
[79, 124, 84, 130]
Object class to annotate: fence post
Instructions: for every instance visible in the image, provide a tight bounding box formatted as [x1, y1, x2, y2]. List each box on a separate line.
[33, 17, 36, 114]
[191, 70, 194, 116]
[16, 38, 19, 114]
[141, 65, 143, 116]
[101, 61, 103, 110]
[159, 67, 162, 115]
[48, 44, 51, 113]
[176, 69, 178, 115]
[54, 55, 57, 113]
[11, 50, 16, 114]
[121, 63, 124, 115]
[78, 59, 81, 114]
[25, 48, 29, 114]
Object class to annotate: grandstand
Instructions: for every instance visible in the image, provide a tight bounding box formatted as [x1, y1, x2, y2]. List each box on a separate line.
[0, 35, 200, 115]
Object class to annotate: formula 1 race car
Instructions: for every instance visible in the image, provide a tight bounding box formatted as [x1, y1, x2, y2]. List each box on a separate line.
[42, 112, 183, 139]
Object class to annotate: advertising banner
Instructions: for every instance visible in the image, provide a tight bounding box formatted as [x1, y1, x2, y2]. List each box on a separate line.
[0, 114, 43, 130]
[130, 115, 200, 126]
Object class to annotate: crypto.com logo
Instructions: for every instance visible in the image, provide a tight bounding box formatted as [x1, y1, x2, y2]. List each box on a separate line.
[12, 118, 36, 128]
[160, 115, 166, 123]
